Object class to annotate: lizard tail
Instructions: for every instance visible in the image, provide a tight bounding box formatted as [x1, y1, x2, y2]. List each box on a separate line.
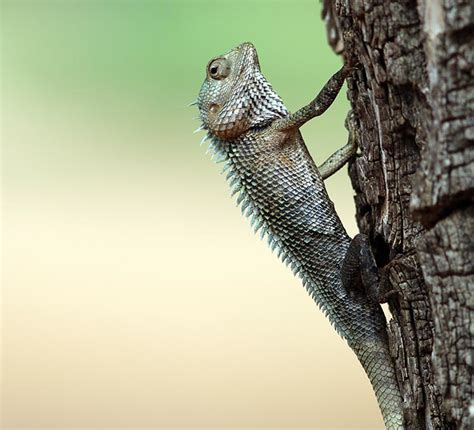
[353, 338, 404, 430]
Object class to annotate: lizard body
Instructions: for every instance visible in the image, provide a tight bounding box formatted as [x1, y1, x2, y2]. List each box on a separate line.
[195, 42, 404, 429]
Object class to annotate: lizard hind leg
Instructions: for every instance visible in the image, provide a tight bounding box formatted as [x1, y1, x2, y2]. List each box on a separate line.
[342, 234, 405, 429]
[341, 233, 390, 304]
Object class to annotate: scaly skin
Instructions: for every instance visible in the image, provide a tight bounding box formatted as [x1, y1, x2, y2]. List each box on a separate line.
[195, 42, 404, 429]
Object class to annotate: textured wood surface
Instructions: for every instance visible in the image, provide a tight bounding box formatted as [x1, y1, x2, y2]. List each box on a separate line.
[321, 1, 473, 428]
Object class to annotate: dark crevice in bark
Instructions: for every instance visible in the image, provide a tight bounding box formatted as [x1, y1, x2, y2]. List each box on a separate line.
[450, 23, 474, 45]
[415, 196, 474, 229]
[373, 233, 392, 266]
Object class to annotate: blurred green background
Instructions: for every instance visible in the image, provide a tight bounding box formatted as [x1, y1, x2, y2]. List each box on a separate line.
[2, 1, 382, 429]
[3, 0, 352, 177]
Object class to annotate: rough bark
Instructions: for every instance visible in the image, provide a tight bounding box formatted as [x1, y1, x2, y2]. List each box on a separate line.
[321, 1, 473, 429]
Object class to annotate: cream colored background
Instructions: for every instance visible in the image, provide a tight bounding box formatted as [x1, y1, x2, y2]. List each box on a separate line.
[2, 1, 384, 428]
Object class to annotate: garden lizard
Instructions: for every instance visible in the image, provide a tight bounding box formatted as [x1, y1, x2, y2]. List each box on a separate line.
[193, 42, 404, 429]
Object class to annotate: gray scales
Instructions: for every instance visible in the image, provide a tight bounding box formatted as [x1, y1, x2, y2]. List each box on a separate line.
[193, 42, 404, 429]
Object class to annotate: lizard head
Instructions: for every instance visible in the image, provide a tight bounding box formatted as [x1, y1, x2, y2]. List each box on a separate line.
[197, 42, 288, 141]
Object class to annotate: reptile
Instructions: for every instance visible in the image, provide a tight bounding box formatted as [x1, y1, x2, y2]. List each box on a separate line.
[193, 42, 404, 429]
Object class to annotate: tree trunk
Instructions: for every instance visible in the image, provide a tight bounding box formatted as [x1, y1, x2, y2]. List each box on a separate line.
[321, 1, 473, 429]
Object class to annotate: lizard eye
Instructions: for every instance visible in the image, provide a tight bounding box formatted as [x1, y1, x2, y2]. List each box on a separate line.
[208, 58, 230, 80]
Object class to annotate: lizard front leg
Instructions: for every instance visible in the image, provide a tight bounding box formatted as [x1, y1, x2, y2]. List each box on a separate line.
[272, 67, 358, 180]
[318, 111, 358, 180]
[274, 64, 353, 131]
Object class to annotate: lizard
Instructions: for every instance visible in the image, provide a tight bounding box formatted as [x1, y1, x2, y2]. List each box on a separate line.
[193, 42, 404, 429]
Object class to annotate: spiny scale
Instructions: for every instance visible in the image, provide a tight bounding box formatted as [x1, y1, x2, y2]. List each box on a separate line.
[200, 134, 210, 146]
[193, 125, 205, 133]
[207, 139, 278, 245]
